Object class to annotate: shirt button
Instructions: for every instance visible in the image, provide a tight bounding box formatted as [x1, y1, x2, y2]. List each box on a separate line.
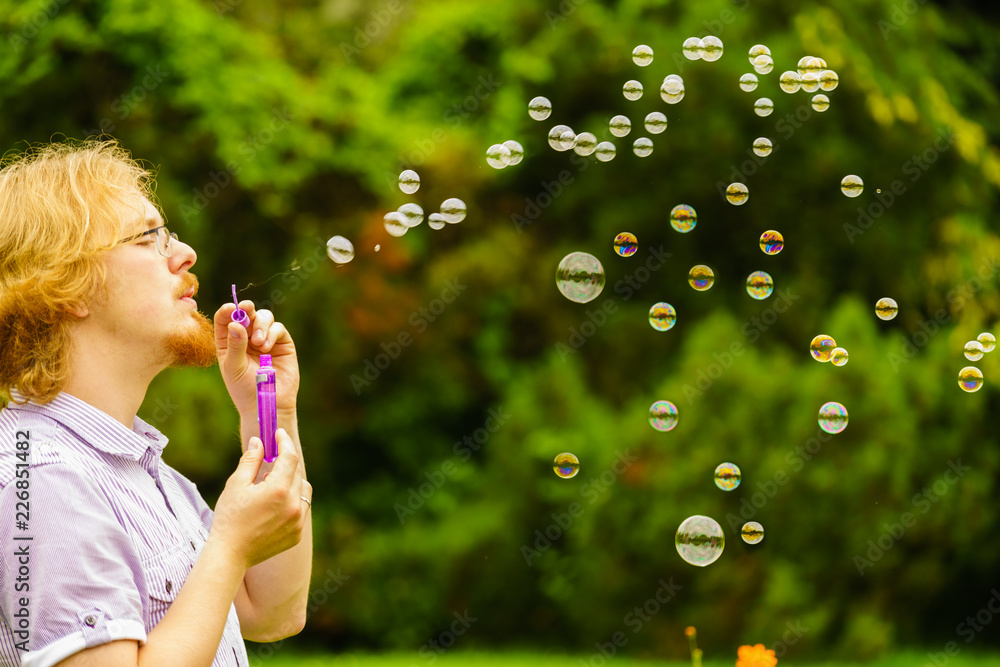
[84, 615, 96, 627]
[165, 579, 172, 593]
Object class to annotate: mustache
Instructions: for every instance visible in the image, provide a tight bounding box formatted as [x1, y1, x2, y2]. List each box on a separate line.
[176, 273, 199, 300]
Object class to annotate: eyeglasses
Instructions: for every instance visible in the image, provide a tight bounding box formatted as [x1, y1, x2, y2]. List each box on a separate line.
[117, 225, 178, 258]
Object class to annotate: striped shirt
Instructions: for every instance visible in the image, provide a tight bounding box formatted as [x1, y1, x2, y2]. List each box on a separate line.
[0, 390, 249, 666]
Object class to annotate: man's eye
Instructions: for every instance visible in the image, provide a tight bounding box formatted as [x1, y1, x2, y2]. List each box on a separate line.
[138, 239, 155, 245]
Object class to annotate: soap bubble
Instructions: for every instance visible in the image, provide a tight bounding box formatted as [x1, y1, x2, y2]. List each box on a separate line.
[644, 112, 667, 134]
[841, 174, 864, 197]
[383, 211, 408, 237]
[965, 340, 985, 361]
[746, 271, 773, 299]
[547, 124, 576, 151]
[741, 522, 764, 545]
[661, 75, 684, 95]
[675, 515, 725, 567]
[714, 462, 741, 491]
[819, 70, 840, 91]
[374, 244, 381, 252]
[595, 142, 617, 162]
[503, 140, 524, 165]
[752, 137, 773, 156]
[682, 37, 704, 60]
[688, 265, 715, 291]
[573, 132, 598, 156]
[649, 302, 677, 332]
[427, 213, 446, 230]
[759, 230, 783, 255]
[959, 366, 984, 392]
[610, 115, 631, 137]
[556, 252, 605, 303]
[553, 452, 580, 479]
[632, 44, 654, 66]
[752, 54, 773, 74]
[801, 71, 820, 93]
[804, 56, 825, 75]
[810, 335, 837, 362]
[875, 297, 898, 320]
[818, 401, 849, 434]
[701, 36, 724, 62]
[440, 198, 467, 224]
[398, 169, 420, 194]
[748, 44, 770, 62]
[649, 400, 678, 431]
[623, 80, 643, 101]
[614, 232, 638, 257]
[726, 182, 749, 205]
[528, 96, 552, 121]
[633, 137, 653, 157]
[398, 203, 424, 227]
[779, 71, 802, 93]
[670, 204, 697, 233]
[831, 347, 849, 366]
[754, 98, 774, 117]
[739, 73, 759, 92]
[326, 236, 355, 264]
[811, 94, 830, 112]
[486, 143, 511, 169]
[796, 56, 811, 75]
[660, 86, 685, 104]
[978, 332, 996, 353]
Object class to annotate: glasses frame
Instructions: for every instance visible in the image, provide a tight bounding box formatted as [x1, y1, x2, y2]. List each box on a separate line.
[118, 225, 178, 258]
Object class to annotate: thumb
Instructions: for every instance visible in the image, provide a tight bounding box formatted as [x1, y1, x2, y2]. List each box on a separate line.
[234, 437, 264, 484]
[224, 321, 250, 375]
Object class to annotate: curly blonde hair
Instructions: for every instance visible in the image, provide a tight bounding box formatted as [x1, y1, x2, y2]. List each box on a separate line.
[0, 138, 159, 405]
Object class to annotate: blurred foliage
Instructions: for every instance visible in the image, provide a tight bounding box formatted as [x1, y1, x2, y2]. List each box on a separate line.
[2, 0, 1000, 661]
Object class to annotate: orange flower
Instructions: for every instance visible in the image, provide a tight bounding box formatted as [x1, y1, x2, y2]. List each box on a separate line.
[736, 643, 777, 667]
[685, 626, 697, 637]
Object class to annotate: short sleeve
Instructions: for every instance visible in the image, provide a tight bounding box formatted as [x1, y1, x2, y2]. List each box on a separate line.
[0, 463, 147, 667]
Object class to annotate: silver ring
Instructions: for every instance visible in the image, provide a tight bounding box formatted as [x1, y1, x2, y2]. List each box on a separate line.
[300, 496, 312, 507]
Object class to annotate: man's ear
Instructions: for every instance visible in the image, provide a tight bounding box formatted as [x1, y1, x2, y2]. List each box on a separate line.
[65, 301, 89, 318]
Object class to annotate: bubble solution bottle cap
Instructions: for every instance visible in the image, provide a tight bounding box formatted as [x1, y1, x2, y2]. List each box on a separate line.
[231, 284, 249, 327]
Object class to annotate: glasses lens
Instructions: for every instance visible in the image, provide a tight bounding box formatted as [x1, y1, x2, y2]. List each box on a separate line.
[158, 227, 171, 257]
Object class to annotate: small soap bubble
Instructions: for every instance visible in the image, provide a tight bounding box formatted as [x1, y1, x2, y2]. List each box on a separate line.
[660, 86, 685, 104]
[959, 366, 984, 392]
[486, 143, 511, 169]
[804, 56, 824, 75]
[662, 75, 684, 95]
[427, 213, 446, 230]
[644, 112, 667, 134]
[752, 137, 773, 156]
[548, 125, 576, 151]
[875, 297, 898, 320]
[633, 137, 653, 157]
[398, 203, 424, 228]
[670, 204, 697, 233]
[818, 401, 848, 434]
[779, 71, 802, 93]
[978, 332, 996, 353]
[383, 211, 408, 237]
[801, 71, 820, 93]
[714, 462, 741, 491]
[810, 335, 837, 362]
[752, 54, 773, 74]
[503, 140, 524, 165]
[649, 302, 677, 331]
[701, 36, 724, 62]
[841, 174, 864, 197]
[759, 230, 783, 255]
[623, 80, 644, 101]
[688, 265, 715, 291]
[374, 244, 381, 252]
[610, 115, 632, 137]
[819, 70, 839, 91]
[398, 169, 420, 194]
[965, 340, 985, 361]
[614, 232, 638, 257]
[754, 98, 774, 117]
[746, 271, 773, 300]
[632, 44, 654, 66]
[811, 94, 830, 112]
[440, 198, 467, 224]
[574, 132, 598, 156]
[556, 252, 605, 303]
[326, 236, 355, 264]
[796, 56, 812, 75]
[682, 37, 704, 60]
[739, 73, 759, 92]
[726, 182, 749, 205]
[831, 347, 849, 366]
[553, 452, 580, 479]
[528, 96, 552, 121]
[675, 515, 724, 567]
[741, 521, 764, 545]
[595, 141, 617, 162]
[649, 400, 678, 431]
[748, 44, 770, 62]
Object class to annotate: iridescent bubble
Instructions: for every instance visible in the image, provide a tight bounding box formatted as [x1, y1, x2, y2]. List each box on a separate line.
[398, 203, 424, 227]
[741, 521, 764, 545]
[803, 56, 824, 75]
[682, 37, 704, 60]
[573, 132, 598, 156]
[796, 56, 812, 75]
[503, 140, 524, 165]
[818, 401, 848, 434]
[746, 271, 773, 300]
[701, 36, 723, 62]
[553, 452, 580, 479]
[714, 462, 741, 491]
[801, 71, 820, 93]
[810, 335, 837, 362]
[649, 400, 678, 431]
[383, 211, 408, 237]
[759, 230, 783, 255]
[649, 302, 677, 332]
[739, 73, 759, 92]
[819, 69, 840, 91]
[752, 137, 772, 157]
[326, 236, 355, 264]
[660, 86, 685, 104]
[548, 125, 576, 152]
[661, 75, 684, 95]
[614, 232, 638, 257]
[754, 98, 774, 117]
[427, 213, 446, 230]
[632, 44, 654, 66]
[398, 169, 420, 194]
[623, 80, 643, 101]
[875, 297, 898, 320]
[841, 174, 864, 197]
[726, 182, 749, 206]
[633, 137, 653, 157]
[675, 515, 725, 567]
[594, 141, 617, 162]
[779, 71, 802, 93]
[959, 366, 984, 393]
[610, 115, 632, 137]
[965, 340, 985, 361]
[831, 347, 849, 367]
[688, 265, 715, 291]
[752, 54, 773, 74]
[644, 112, 667, 134]
[978, 332, 996, 353]
[528, 96, 552, 121]
[811, 94, 830, 112]
[670, 204, 697, 233]
[440, 198, 467, 224]
[748, 44, 770, 62]
[486, 143, 511, 169]
[556, 252, 605, 303]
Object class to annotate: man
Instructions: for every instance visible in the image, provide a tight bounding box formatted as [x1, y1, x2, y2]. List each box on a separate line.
[0, 139, 313, 666]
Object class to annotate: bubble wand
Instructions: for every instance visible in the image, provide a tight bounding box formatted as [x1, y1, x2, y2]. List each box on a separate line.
[231, 285, 277, 463]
